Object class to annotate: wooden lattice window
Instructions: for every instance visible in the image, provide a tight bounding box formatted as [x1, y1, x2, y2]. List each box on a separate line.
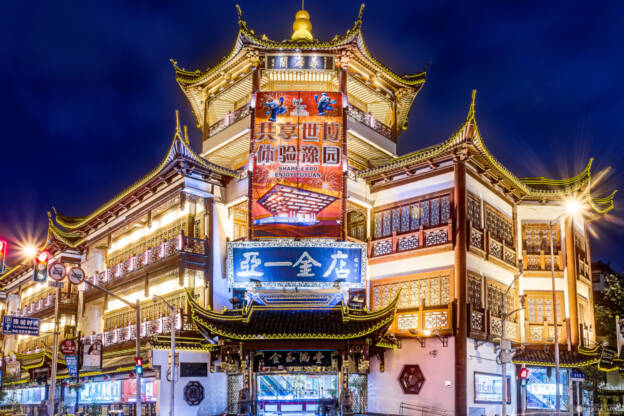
[372, 193, 451, 239]
[486, 279, 516, 321]
[229, 201, 248, 241]
[467, 193, 482, 229]
[525, 292, 564, 324]
[467, 273, 483, 308]
[484, 204, 513, 246]
[347, 204, 367, 241]
[371, 271, 452, 311]
[522, 223, 560, 253]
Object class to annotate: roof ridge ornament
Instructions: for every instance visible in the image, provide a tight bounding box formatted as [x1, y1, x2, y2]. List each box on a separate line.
[174, 109, 183, 141]
[468, 89, 477, 120]
[357, 3, 365, 22]
[291, 4, 314, 42]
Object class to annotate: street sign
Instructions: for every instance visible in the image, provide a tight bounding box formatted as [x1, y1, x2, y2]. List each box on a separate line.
[48, 262, 66, 281]
[65, 355, 79, 378]
[60, 339, 78, 355]
[49, 281, 64, 288]
[68, 267, 85, 285]
[570, 371, 585, 381]
[2, 315, 40, 336]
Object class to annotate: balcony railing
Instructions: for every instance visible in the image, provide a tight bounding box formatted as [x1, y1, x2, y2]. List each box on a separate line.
[369, 221, 452, 258]
[208, 104, 251, 137]
[18, 292, 78, 318]
[577, 257, 590, 280]
[467, 304, 519, 341]
[101, 312, 183, 347]
[346, 105, 392, 139]
[17, 333, 56, 354]
[526, 323, 565, 344]
[392, 304, 454, 336]
[522, 250, 563, 272]
[85, 232, 207, 292]
[468, 222, 517, 268]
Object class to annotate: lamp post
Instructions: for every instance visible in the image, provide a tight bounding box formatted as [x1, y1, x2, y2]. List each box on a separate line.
[153, 295, 177, 416]
[548, 199, 582, 415]
[500, 271, 526, 416]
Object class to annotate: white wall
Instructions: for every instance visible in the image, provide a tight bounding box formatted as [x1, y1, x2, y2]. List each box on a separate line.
[212, 202, 230, 311]
[466, 175, 513, 218]
[152, 349, 227, 416]
[371, 172, 454, 208]
[368, 338, 456, 414]
[466, 338, 517, 416]
[368, 251, 454, 280]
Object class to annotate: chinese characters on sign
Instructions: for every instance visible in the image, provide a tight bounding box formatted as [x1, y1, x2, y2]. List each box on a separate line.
[228, 241, 366, 288]
[252, 91, 344, 238]
[1, 315, 40, 336]
[265, 55, 334, 71]
[253, 350, 333, 370]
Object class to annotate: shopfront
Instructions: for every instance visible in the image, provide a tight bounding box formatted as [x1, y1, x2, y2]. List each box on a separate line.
[256, 373, 338, 415]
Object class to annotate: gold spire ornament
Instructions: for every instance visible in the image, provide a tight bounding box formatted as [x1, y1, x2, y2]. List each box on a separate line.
[291, 1, 313, 42]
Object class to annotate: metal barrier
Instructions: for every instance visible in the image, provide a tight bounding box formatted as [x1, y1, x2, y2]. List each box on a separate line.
[399, 402, 449, 416]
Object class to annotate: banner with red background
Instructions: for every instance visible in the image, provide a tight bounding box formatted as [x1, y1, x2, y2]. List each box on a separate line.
[252, 91, 344, 238]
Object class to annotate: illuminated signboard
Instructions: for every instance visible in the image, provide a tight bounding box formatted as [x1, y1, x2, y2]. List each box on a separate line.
[265, 54, 334, 71]
[526, 367, 569, 411]
[474, 372, 511, 404]
[227, 240, 366, 289]
[252, 91, 344, 239]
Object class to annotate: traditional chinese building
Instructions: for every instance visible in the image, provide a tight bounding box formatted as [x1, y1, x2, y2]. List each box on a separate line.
[0, 4, 618, 416]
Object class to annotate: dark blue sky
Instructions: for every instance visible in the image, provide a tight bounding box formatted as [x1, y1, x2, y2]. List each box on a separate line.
[1, 1, 622, 269]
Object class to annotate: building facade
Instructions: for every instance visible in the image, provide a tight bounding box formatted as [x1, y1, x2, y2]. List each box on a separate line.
[0, 5, 618, 416]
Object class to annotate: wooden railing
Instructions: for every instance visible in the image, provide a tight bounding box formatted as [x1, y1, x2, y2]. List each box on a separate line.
[346, 105, 393, 139]
[577, 257, 590, 280]
[85, 231, 207, 292]
[522, 250, 563, 272]
[19, 292, 78, 318]
[369, 221, 452, 258]
[17, 333, 56, 354]
[207, 103, 251, 137]
[468, 221, 517, 268]
[526, 323, 566, 344]
[392, 304, 454, 336]
[467, 304, 519, 341]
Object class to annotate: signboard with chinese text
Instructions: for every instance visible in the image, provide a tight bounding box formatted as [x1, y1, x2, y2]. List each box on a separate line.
[253, 351, 333, 371]
[227, 240, 366, 289]
[2, 315, 40, 336]
[252, 91, 344, 238]
[265, 54, 334, 71]
[65, 355, 79, 378]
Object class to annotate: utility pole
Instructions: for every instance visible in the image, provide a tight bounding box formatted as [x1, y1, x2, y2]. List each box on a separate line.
[48, 284, 60, 416]
[153, 295, 176, 416]
[549, 220, 561, 415]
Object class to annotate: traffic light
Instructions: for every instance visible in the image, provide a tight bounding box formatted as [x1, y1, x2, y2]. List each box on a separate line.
[135, 357, 144, 375]
[519, 367, 530, 387]
[33, 250, 50, 282]
[0, 240, 6, 274]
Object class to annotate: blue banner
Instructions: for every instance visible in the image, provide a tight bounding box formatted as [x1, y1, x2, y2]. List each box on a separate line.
[65, 355, 79, 377]
[2, 315, 40, 336]
[227, 241, 366, 288]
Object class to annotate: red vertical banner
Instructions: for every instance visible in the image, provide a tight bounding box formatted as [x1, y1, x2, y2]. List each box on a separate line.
[252, 91, 344, 238]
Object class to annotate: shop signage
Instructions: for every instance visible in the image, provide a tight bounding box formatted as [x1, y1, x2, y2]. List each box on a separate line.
[570, 371, 585, 381]
[227, 240, 366, 288]
[65, 355, 79, 377]
[60, 339, 77, 355]
[2, 315, 40, 336]
[252, 91, 344, 238]
[180, 362, 208, 378]
[82, 338, 102, 368]
[600, 346, 617, 368]
[265, 54, 334, 71]
[253, 351, 333, 370]
[473, 372, 511, 404]
[6, 360, 20, 379]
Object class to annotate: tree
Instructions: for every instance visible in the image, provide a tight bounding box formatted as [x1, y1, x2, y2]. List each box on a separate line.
[594, 270, 624, 347]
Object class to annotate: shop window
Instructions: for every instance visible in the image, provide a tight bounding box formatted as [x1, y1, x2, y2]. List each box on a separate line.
[525, 292, 564, 324]
[467, 193, 482, 229]
[371, 271, 451, 311]
[372, 193, 451, 239]
[484, 203, 513, 246]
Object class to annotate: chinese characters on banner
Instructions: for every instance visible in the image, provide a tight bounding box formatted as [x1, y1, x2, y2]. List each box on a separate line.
[252, 91, 344, 238]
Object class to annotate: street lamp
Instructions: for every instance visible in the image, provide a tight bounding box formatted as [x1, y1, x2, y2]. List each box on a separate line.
[549, 198, 585, 415]
[153, 295, 177, 416]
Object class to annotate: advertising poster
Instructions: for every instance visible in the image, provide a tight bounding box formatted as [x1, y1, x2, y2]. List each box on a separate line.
[252, 91, 344, 238]
[82, 339, 102, 368]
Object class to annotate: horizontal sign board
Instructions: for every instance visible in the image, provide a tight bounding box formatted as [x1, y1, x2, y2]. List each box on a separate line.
[227, 240, 366, 289]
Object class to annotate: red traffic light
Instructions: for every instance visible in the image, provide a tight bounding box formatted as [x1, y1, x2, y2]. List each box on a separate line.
[519, 368, 530, 379]
[135, 357, 143, 366]
[0, 240, 6, 253]
[36, 250, 50, 263]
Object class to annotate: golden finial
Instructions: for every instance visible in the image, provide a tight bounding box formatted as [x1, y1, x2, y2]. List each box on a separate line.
[468, 89, 477, 119]
[183, 125, 190, 144]
[291, 2, 313, 42]
[358, 3, 365, 21]
[174, 110, 182, 139]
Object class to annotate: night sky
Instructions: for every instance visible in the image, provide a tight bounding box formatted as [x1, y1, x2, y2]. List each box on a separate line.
[1, 1, 623, 269]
